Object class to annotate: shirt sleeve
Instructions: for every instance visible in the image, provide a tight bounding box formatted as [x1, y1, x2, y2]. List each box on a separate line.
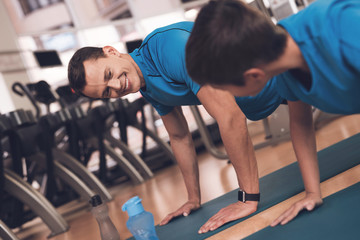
[155, 28, 201, 95]
[339, 4, 360, 73]
[140, 90, 174, 116]
[274, 74, 300, 101]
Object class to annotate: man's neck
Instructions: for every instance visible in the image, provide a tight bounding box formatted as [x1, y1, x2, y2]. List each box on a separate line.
[125, 53, 146, 88]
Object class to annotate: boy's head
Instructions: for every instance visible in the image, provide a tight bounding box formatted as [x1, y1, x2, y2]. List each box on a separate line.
[186, 0, 287, 96]
[68, 46, 143, 99]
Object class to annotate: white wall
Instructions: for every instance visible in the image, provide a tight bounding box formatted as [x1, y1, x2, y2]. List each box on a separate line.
[0, 1, 18, 51]
[0, 73, 15, 113]
[127, 0, 181, 19]
[2, 1, 72, 34]
[65, 0, 100, 27]
[0, 1, 34, 113]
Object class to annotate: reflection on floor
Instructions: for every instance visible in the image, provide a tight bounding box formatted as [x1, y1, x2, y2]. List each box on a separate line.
[14, 114, 360, 240]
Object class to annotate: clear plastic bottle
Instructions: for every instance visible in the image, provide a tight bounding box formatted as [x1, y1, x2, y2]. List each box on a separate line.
[122, 196, 159, 240]
[90, 194, 120, 240]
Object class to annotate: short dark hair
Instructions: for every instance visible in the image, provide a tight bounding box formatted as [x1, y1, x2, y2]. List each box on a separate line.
[186, 0, 287, 86]
[68, 47, 105, 95]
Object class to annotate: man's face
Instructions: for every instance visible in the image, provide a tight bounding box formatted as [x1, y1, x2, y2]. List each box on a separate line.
[82, 53, 142, 99]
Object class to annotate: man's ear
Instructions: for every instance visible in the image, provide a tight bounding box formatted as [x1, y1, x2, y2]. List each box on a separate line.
[243, 68, 267, 87]
[103, 46, 121, 57]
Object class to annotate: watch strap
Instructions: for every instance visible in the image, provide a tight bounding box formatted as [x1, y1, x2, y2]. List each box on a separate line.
[238, 190, 260, 203]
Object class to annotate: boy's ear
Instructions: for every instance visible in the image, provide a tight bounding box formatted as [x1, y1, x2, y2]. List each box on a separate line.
[102, 46, 120, 57]
[243, 68, 267, 87]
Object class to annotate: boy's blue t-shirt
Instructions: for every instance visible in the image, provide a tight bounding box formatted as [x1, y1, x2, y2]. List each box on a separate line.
[275, 0, 360, 114]
[130, 22, 284, 121]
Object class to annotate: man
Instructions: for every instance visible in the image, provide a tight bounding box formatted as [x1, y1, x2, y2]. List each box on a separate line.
[68, 21, 285, 233]
[186, 0, 359, 229]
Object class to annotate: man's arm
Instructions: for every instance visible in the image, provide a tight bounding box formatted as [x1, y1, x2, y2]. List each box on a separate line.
[271, 100, 323, 226]
[159, 106, 201, 225]
[196, 85, 259, 233]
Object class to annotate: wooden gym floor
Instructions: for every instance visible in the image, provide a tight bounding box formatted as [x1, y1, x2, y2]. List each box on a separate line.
[13, 112, 360, 240]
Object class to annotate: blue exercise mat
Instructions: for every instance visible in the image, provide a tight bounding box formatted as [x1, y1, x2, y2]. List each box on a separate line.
[244, 182, 360, 240]
[128, 133, 360, 240]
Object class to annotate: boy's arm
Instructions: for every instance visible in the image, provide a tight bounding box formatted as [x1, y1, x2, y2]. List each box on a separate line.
[196, 85, 259, 233]
[159, 106, 201, 225]
[271, 100, 323, 226]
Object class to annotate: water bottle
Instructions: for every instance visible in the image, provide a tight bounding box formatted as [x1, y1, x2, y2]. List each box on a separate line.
[90, 194, 120, 240]
[122, 196, 159, 240]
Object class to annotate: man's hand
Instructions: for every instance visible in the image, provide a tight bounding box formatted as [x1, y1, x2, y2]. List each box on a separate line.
[198, 201, 258, 234]
[160, 200, 201, 226]
[271, 192, 323, 227]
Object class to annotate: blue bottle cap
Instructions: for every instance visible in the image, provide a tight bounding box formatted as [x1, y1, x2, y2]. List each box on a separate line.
[122, 196, 145, 217]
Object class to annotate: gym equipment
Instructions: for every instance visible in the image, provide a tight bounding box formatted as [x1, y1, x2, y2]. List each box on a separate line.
[0, 114, 69, 237]
[40, 109, 112, 202]
[18, 80, 148, 185]
[11, 81, 139, 186]
[189, 105, 227, 159]
[268, 0, 298, 20]
[55, 84, 89, 109]
[3, 169, 69, 237]
[0, 219, 20, 240]
[189, 104, 290, 160]
[92, 101, 154, 179]
[91, 100, 154, 179]
[4, 109, 96, 205]
[67, 97, 177, 185]
[68, 104, 145, 184]
[129, 133, 360, 240]
[12, 82, 41, 119]
[244, 182, 360, 240]
[190, 103, 339, 161]
[110, 98, 176, 169]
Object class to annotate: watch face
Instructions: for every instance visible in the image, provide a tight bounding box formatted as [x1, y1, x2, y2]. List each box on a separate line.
[238, 190, 246, 202]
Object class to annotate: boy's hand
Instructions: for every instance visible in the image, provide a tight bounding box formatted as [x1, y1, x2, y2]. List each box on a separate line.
[271, 192, 323, 227]
[160, 200, 200, 225]
[198, 201, 258, 234]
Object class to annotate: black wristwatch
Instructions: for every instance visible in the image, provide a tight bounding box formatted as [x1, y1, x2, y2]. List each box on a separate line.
[238, 190, 260, 203]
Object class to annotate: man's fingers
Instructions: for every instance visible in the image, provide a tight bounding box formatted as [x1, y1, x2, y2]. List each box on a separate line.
[198, 220, 213, 233]
[183, 209, 191, 217]
[305, 202, 316, 211]
[160, 205, 196, 225]
[160, 214, 173, 225]
[182, 205, 194, 217]
[198, 202, 258, 234]
[208, 217, 226, 231]
[199, 215, 219, 233]
[199, 213, 232, 233]
[160, 210, 182, 225]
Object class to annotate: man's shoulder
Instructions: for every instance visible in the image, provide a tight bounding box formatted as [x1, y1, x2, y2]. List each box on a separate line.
[142, 22, 192, 62]
[155, 21, 194, 33]
[145, 21, 193, 41]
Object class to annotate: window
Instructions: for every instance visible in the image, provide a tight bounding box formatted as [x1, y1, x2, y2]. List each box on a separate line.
[18, 0, 63, 16]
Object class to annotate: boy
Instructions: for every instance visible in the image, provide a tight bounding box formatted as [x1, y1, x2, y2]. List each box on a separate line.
[186, 0, 359, 229]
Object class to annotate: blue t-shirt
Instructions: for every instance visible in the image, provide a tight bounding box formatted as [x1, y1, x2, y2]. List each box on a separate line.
[130, 22, 284, 121]
[275, 0, 360, 114]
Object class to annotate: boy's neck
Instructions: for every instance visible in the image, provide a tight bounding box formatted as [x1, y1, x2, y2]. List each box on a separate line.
[262, 34, 309, 77]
